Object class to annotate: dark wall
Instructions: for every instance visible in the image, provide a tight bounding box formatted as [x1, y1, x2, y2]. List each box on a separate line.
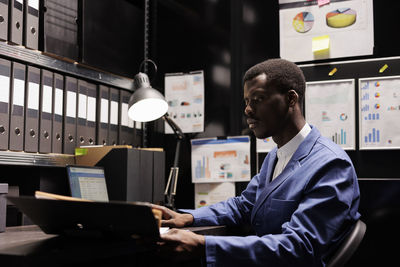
[148, 0, 232, 208]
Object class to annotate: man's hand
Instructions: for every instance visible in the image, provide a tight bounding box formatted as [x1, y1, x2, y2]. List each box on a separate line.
[151, 204, 194, 228]
[157, 229, 205, 262]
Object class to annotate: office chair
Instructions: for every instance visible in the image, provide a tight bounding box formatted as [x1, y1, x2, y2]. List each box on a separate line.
[326, 219, 366, 267]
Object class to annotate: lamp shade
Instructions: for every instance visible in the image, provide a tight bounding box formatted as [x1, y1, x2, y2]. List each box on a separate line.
[128, 72, 168, 122]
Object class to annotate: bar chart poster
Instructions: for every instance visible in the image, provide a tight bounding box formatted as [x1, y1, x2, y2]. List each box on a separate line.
[305, 79, 356, 150]
[256, 137, 277, 153]
[359, 76, 400, 149]
[191, 136, 251, 183]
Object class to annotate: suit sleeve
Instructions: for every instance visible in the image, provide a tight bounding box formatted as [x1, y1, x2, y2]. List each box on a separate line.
[180, 173, 260, 227]
[202, 158, 359, 267]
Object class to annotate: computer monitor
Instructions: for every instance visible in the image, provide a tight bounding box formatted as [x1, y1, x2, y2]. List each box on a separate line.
[66, 166, 109, 202]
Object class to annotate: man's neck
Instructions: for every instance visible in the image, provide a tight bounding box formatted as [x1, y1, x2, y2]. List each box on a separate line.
[272, 117, 306, 148]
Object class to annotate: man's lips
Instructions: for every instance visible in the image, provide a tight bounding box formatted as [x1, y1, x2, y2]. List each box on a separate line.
[247, 118, 258, 129]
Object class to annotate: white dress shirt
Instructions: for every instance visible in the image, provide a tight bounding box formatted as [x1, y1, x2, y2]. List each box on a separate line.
[272, 123, 312, 181]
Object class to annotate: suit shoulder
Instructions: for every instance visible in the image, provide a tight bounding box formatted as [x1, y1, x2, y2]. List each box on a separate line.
[314, 135, 351, 161]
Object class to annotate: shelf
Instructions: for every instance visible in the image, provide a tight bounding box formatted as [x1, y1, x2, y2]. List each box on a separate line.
[0, 151, 75, 167]
[0, 41, 134, 91]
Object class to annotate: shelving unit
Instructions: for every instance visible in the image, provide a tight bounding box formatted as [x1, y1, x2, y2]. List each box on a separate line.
[0, 151, 75, 167]
[0, 41, 134, 91]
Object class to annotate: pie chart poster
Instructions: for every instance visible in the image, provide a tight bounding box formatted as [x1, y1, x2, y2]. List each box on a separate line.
[279, 0, 374, 62]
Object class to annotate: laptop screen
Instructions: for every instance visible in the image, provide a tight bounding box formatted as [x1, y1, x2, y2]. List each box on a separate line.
[66, 166, 109, 202]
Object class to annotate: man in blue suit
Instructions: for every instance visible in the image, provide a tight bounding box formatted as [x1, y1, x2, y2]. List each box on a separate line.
[156, 58, 360, 266]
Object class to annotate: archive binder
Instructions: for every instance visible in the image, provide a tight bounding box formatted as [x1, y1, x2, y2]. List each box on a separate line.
[97, 85, 109, 146]
[39, 69, 53, 153]
[9, 0, 24, 45]
[24, 65, 40, 153]
[86, 81, 97, 145]
[77, 79, 87, 146]
[63, 76, 77, 155]
[119, 89, 131, 145]
[52, 73, 63, 154]
[24, 0, 39, 49]
[42, 0, 79, 60]
[0, 0, 9, 41]
[9, 62, 25, 151]
[0, 58, 11, 150]
[109, 87, 119, 145]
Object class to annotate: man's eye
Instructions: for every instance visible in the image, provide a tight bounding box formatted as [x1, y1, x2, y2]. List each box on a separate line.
[254, 96, 263, 102]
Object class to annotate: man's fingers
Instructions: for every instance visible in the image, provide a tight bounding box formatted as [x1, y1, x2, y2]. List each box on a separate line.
[161, 219, 178, 227]
[151, 204, 174, 220]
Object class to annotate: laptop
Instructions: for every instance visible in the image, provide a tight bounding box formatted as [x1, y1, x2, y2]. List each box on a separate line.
[7, 195, 160, 239]
[66, 165, 109, 202]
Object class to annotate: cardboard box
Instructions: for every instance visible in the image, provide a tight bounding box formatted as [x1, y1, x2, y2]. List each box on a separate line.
[0, 183, 8, 232]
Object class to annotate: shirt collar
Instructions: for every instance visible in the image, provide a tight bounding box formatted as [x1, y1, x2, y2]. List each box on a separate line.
[276, 123, 311, 159]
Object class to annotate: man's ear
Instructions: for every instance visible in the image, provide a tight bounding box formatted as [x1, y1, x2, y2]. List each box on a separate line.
[287, 90, 299, 107]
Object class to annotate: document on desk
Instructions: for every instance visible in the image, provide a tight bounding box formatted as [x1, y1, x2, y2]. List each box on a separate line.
[160, 227, 169, 234]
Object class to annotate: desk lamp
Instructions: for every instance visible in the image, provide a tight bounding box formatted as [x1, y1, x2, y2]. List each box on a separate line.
[128, 61, 184, 210]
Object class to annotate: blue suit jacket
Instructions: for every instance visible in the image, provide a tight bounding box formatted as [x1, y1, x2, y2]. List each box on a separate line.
[183, 127, 360, 267]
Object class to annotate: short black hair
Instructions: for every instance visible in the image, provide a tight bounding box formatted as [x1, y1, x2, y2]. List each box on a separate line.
[243, 58, 306, 104]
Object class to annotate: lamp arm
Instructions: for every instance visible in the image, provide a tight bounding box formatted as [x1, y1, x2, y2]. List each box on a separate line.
[163, 113, 185, 141]
[162, 114, 184, 210]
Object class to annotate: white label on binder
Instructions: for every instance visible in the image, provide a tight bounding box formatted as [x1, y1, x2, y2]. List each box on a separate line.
[29, 0, 39, 10]
[28, 82, 39, 110]
[13, 79, 25, 107]
[78, 93, 87, 119]
[87, 97, 96, 122]
[128, 117, 134, 128]
[121, 103, 129, 126]
[0, 75, 10, 103]
[110, 101, 118, 125]
[66, 91, 76, 118]
[55, 88, 63, 116]
[42, 85, 53, 113]
[100, 98, 109, 123]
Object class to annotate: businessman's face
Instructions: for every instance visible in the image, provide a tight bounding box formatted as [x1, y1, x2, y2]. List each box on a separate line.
[244, 73, 290, 139]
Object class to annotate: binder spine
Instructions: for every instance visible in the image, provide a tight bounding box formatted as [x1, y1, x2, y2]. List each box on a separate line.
[0, 0, 9, 41]
[0, 58, 11, 150]
[86, 82, 97, 146]
[39, 69, 53, 153]
[51, 73, 63, 154]
[24, 66, 40, 152]
[63, 76, 77, 155]
[109, 87, 119, 146]
[9, 0, 24, 45]
[24, 0, 39, 49]
[9, 62, 25, 151]
[97, 85, 109, 146]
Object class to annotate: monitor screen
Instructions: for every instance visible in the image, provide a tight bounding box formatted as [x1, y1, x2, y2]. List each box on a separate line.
[66, 166, 109, 202]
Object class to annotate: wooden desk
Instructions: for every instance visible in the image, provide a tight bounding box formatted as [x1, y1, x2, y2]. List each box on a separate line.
[0, 225, 226, 267]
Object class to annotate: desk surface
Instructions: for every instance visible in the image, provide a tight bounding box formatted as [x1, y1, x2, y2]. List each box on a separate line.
[0, 225, 226, 267]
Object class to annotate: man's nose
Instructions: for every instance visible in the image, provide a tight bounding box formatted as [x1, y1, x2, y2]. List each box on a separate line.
[244, 103, 254, 116]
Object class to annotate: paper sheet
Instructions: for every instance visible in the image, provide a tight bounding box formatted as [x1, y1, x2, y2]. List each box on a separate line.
[279, 0, 374, 62]
[305, 79, 356, 150]
[164, 71, 205, 133]
[195, 182, 235, 208]
[191, 136, 251, 183]
[359, 76, 400, 149]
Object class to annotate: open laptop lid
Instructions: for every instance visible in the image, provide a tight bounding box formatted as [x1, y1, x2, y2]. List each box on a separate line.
[66, 165, 109, 202]
[7, 196, 160, 239]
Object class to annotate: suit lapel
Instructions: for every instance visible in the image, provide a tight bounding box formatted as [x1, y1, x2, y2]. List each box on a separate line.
[251, 126, 321, 222]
